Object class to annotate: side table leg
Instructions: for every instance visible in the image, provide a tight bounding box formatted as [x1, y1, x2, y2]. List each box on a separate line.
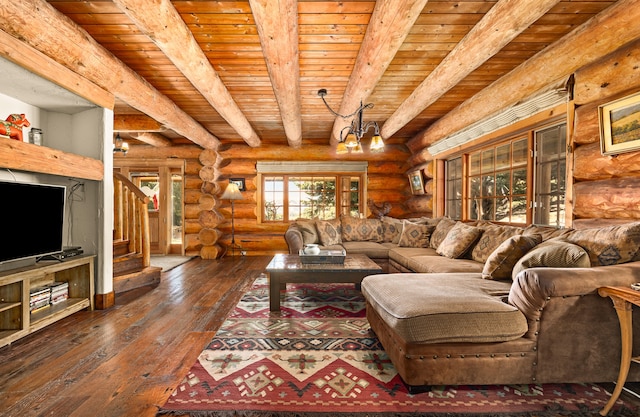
[269, 272, 281, 311]
[601, 299, 633, 416]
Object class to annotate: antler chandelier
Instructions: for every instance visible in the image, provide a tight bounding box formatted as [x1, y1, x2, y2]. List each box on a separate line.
[318, 89, 384, 154]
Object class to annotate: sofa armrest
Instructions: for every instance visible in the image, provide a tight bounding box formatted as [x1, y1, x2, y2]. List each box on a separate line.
[509, 261, 640, 321]
[284, 224, 304, 254]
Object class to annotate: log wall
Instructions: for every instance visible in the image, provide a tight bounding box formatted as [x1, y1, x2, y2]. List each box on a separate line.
[407, 39, 640, 228]
[570, 39, 640, 227]
[213, 143, 412, 256]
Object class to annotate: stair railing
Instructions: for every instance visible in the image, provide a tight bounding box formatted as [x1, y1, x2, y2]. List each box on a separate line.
[113, 172, 151, 268]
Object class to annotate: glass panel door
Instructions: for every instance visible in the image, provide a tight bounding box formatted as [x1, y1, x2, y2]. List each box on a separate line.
[533, 123, 567, 227]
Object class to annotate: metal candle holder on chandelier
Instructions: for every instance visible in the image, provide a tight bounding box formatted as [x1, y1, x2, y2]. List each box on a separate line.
[317, 89, 385, 154]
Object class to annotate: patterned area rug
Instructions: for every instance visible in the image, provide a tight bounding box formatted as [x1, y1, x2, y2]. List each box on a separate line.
[158, 276, 637, 417]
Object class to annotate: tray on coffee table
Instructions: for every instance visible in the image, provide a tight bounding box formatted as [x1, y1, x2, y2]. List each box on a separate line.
[298, 249, 346, 264]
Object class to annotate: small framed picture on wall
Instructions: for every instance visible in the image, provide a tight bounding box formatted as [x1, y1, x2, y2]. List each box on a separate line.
[599, 90, 640, 156]
[230, 178, 246, 191]
[408, 170, 424, 195]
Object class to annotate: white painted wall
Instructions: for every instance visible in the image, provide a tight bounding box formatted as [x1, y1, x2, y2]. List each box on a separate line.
[0, 88, 112, 297]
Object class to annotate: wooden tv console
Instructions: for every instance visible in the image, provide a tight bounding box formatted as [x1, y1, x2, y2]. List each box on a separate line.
[0, 254, 95, 348]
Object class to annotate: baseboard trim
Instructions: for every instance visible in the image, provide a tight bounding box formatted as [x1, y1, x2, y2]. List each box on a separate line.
[95, 291, 115, 310]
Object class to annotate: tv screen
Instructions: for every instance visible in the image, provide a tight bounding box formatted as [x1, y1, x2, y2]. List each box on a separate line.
[0, 180, 66, 264]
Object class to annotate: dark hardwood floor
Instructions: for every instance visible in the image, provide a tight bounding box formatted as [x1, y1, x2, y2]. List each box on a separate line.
[0, 256, 270, 417]
[2, 255, 640, 417]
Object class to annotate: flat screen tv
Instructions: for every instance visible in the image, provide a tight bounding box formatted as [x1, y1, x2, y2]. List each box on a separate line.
[0, 180, 66, 265]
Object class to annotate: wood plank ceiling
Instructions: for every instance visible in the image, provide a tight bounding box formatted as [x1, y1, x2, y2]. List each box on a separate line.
[31, 1, 618, 150]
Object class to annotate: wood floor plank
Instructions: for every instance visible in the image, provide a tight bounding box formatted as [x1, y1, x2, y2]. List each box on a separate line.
[0, 256, 266, 417]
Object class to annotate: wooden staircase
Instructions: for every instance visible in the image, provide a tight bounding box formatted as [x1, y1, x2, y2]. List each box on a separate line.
[113, 172, 161, 294]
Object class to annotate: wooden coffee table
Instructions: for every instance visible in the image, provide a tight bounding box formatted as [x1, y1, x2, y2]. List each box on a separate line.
[265, 253, 382, 311]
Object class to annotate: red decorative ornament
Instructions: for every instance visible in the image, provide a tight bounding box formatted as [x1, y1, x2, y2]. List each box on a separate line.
[0, 114, 31, 141]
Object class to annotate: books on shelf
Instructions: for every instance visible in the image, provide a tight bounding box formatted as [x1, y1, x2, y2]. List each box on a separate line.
[29, 286, 50, 312]
[29, 282, 70, 313]
[49, 281, 69, 305]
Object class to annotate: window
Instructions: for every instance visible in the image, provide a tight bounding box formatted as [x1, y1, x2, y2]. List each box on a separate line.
[258, 161, 367, 222]
[444, 122, 566, 226]
[445, 158, 463, 220]
[533, 124, 566, 227]
[468, 138, 528, 223]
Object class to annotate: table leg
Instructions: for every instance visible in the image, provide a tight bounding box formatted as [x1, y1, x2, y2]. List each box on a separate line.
[269, 272, 281, 311]
[601, 298, 633, 416]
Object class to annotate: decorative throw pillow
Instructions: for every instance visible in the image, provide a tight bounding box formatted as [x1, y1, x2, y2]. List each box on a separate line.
[397, 220, 435, 248]
[341, 216, 384, 242]
[430, 217, 457, 249]
[436, 222, 483, 259]
[381, 217, 403, 243]
[296, 219, 319, 245]
[471, 224, 524, 263]
[561, 221, 640, 266]
[316, 219, 342, 246]
[511, 239, 591, 280]
[482, 234, 541, 280]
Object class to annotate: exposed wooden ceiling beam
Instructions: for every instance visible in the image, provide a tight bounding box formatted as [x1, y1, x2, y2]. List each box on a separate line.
[132, 132, 173, 147]
[409, 0, 640, 161]
[0, 29, 114, 110]
[112, 0, 261, 148]
[381, 0, 562, 140]
[0, 0, 218, 150]
[249, 0, 301, 148]
[114, 114, 165, 132]
[330, 0, 428, 144]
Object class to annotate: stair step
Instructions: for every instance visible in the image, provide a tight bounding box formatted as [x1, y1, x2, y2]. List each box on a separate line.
[113, 239, 131, 257]
[113, 253, 144, 277]
[114, 266, 162, 294]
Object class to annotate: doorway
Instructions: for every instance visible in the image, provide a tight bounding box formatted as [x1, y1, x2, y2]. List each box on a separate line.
[115, 161, 185, 255]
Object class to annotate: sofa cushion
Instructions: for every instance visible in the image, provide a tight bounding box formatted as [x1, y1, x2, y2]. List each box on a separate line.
[316, 219, 342, 246]
[408, 256, 483, 274]
[482, 234, 542, 280]
[511, 239, 591, 280]
[523, 224, 568, 241]
[471, 224, 523, 263]
[361, 274, 526, 344]
[341, 216, 384, 242]
[388, 247, 438, 270]
[437, 222, 483, 259]
[295, 219, 319, 244]
[562, 221, 640, 266]
[397, 220, 435, 248]
[341, 241, 390, 259]
[381, 217, 403, 243]
[429, 217, 456, 249]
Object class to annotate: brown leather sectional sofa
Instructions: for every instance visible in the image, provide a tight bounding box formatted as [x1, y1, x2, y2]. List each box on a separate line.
[285, 216, 640, 388]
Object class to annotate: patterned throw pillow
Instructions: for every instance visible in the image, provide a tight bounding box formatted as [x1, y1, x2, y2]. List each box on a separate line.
[381, 217, 403, 243]
[341, 216, 384, 242]
[436, 222, 483, 259]
[482, 234, 541, 280]
[296, 219, 319, 244]
[397, 220, 435, 248]
[316, 219, 342, 246]
[471, 224, 524, 263]
[430, 217, 457, 249]
[511, 239, 591, 280]
[561, 221, 640, 266]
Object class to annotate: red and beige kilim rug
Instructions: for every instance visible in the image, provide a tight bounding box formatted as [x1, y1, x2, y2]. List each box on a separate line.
[158, 276, 637, 417]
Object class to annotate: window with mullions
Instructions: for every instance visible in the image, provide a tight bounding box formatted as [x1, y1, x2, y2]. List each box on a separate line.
[533, 124, 566, 227]
[262, 174, 362, 221]
[467, 138, 528, 223]
[445, 158, 463, 220]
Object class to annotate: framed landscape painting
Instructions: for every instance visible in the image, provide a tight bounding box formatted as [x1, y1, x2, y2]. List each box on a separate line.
[408, 170, 424, 195]
[599, 91, 640, 155]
